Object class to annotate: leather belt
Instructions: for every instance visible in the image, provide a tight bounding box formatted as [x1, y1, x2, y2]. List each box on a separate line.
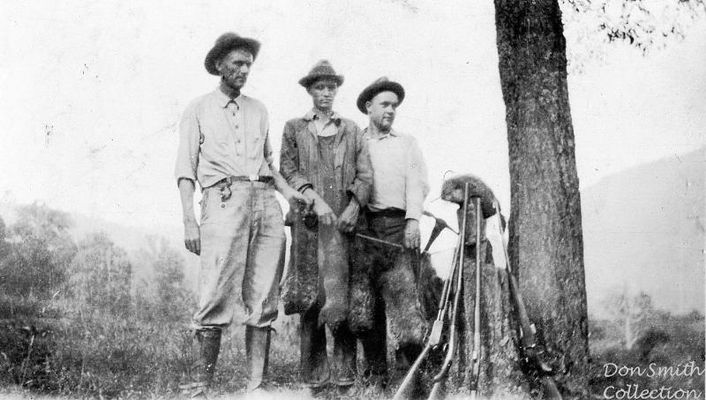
[368, 208, 406, 219]
[214, 175, 274, 187]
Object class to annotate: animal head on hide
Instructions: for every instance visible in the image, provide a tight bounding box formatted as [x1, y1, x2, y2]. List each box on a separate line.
[441, 174, 498, 245]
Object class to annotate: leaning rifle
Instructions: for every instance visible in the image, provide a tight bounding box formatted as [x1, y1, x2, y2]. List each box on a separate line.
[426, 183, 471, 400]
[493, 201, 563, 400]
[393, 185, 470, 400]
[392, 233, 461, 400]
[468, 196, 482, 400]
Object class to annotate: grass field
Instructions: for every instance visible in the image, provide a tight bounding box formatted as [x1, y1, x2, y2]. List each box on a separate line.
[2, 288, 703, 400]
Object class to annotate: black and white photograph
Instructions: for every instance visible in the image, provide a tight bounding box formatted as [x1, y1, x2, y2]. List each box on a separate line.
[0, 1, 704, 399]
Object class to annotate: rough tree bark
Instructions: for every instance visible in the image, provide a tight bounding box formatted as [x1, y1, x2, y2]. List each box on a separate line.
[494, 0, 590, 398]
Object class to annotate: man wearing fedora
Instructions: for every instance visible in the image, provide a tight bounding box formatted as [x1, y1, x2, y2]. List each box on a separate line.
[279, 60, 373, 391]
[348, 77, 429, 395]
[175, 32, 307, 396]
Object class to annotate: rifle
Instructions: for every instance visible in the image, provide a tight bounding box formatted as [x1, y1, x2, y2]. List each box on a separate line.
[355, 233, 404, 249]
[468, 196, 482, 400]
[393, 184, 470, 400]
[426, 183, 471, 400]
[493, 200, 563, 400]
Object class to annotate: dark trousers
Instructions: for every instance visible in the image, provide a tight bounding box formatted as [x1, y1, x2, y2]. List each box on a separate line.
[300, 302, 357, 387]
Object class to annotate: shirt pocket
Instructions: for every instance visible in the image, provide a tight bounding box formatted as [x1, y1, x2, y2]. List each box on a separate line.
[200, 121, 234, 160]
[246, 120, 266, 161]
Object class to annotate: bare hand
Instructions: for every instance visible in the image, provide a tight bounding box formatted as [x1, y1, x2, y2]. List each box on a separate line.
[184, 218, 201, 255]
[337, 199, 360, 233]
[314, 198, 337, 226]
[285, 188, 311, 209]
[403, 219, 420, 251]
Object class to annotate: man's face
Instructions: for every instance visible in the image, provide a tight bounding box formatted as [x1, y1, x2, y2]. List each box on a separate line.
[366, 91, 399, 131]
[216, 48, 254, 91]
[308, 78, 338, 111]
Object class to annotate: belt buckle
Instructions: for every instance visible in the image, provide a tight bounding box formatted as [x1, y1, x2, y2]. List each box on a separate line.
[248, 174, 259, 182]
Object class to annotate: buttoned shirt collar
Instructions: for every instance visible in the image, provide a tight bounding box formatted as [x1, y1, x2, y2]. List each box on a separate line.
[304, 108, 342, 124]
[363, 126, 399, 140]
[213, 87, 242, 109]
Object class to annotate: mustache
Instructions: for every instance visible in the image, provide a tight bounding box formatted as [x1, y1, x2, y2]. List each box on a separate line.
[225, 68, 246, 79]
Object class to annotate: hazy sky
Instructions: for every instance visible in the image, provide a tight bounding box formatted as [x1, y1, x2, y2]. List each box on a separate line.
[1, 0, 704, 232]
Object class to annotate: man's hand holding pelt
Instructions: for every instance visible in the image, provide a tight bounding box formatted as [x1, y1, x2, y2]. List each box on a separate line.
[302, 188, 337, 226]
[336, 197, 360, 233]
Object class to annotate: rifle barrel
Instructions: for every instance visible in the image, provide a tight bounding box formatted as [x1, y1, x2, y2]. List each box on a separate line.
[429, 183, 469, 387]
[468, 196, 483, 395]
[392, 343, 432, 400]
[492, 201, 563, 400]
[355, 233, 403, 249]
[394, 228, 464, 400]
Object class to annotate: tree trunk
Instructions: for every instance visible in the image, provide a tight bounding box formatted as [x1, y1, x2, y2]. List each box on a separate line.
[494, 0, 590, 398]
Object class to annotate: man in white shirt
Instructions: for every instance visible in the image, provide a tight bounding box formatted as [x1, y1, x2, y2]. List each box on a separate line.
[175, 32, 307, 396]
[350, 77, 429, 395]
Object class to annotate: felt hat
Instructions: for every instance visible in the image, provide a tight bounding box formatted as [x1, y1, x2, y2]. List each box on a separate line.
[298, 60, 344, 88]
[356, 76, 405, 114]
[204, 32, 261, 75]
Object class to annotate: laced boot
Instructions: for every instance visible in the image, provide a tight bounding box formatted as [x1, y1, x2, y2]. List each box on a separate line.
[245, 326, 272, 392]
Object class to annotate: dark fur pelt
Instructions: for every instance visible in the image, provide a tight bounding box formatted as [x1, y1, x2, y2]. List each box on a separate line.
[380, 252, 431, 348]
[348, 243, 443, 343]
[418, 253, 444, 322]
[348, 234, 376, 333]
[281, 211, 319, 315]
[441, 173, 498, 218]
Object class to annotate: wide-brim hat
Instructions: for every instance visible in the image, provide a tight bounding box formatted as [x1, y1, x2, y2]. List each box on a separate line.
[356, 76, 405, 114]
[298, 60, 344, 88]
[204, 32, 261, 75]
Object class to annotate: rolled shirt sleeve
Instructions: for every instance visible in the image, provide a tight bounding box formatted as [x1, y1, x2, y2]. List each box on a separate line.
[261, 107, 275, 168]
[404, 136, 429, 220]
[174, 101, 200, 185]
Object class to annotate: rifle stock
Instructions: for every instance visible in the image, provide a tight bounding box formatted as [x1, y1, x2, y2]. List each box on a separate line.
[427, 183, 470, 400]
[392, 343, 433, 400]
[494, 200, 563, 400]
[468, 196, 483, 400]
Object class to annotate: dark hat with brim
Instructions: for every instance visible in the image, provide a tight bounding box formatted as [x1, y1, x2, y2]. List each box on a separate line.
[204, 32, 261, 75]
[298, 60, 344, 88]
[356, 76, 405, 114]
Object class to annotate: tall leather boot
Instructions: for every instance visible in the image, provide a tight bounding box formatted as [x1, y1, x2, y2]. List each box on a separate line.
[361, 300, 389, 390]
[301, 305, 330, 389]
[245, 326, 271, 392]
[183, 329, 221, 398]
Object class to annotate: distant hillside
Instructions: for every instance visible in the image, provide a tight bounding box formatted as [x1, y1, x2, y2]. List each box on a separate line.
[2, 148, 703, 316]
[68, 212, 201, 288]
[581, 147, 704, 316]
[0, 201, 200, 290]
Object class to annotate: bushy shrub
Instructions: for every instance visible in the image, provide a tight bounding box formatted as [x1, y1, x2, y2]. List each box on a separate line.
[0, 204, 76, 300]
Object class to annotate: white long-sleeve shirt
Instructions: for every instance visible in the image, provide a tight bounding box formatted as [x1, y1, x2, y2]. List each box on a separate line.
[174, 88, 273, 189]
[363, 128, 429, 220]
